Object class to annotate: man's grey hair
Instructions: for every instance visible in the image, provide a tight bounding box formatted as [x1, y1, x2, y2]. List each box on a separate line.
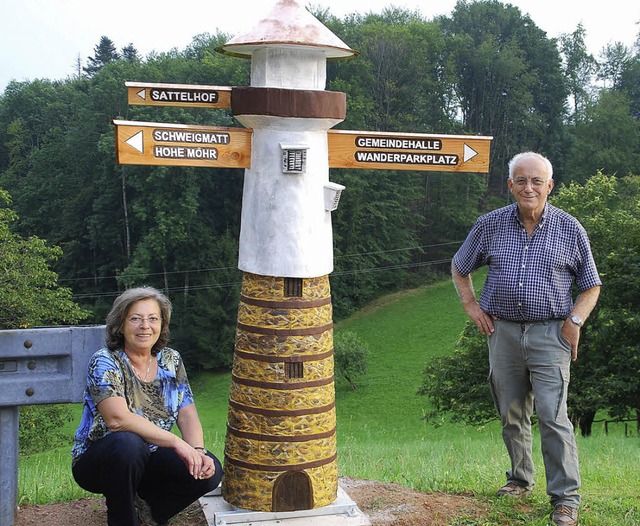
[508, 152, 553, 180]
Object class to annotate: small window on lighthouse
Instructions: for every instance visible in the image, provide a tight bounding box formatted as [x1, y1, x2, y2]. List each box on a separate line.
[284, 277, 303, 297]
[285, 361, 304, 379]
[280, 143, 308, 174]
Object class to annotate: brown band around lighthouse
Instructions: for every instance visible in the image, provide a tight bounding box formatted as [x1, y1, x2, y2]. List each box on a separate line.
[232, 87, 346, 119]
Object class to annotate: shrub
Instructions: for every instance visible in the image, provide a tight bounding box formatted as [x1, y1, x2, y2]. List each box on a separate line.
[19, 405, 74, 455]
[334, 329, 369, 390]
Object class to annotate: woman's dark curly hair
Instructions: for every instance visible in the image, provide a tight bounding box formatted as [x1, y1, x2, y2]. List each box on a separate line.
[105, 286, 172, 355]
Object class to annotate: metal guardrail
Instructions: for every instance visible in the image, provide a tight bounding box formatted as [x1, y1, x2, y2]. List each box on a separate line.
[0, 325, 106, 526]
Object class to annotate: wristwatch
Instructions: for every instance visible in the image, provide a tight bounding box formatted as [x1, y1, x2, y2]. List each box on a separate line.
[568, 314, 583, 327]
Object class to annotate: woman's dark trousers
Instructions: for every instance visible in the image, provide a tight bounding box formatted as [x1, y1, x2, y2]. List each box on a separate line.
[72, 431, 222, 526]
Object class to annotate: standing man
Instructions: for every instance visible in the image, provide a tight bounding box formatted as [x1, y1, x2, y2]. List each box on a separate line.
[451, 152, 601, 526]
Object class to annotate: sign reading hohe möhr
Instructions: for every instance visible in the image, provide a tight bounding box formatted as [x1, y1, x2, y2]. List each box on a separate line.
[114, 120, 252, 168]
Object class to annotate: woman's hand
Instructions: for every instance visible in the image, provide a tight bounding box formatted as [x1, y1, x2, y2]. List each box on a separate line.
[195, 449, 216, 480]
[175, 404, 214, 478]
[175, 442, 216, 480]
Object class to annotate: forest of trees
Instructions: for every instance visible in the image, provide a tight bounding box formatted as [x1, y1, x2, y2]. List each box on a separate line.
[0, 1, 639, 391]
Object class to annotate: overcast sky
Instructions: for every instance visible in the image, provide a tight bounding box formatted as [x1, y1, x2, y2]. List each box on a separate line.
[1, 0, 638, 92]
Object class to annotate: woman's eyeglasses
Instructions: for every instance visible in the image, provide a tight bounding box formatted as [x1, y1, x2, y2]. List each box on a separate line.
[127, 316, 161, 325]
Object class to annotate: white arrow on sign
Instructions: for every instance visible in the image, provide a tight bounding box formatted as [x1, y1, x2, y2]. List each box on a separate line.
[463, 144, 478, 162]
[136, 89, 146, 100]
[125, 131, 144, 154]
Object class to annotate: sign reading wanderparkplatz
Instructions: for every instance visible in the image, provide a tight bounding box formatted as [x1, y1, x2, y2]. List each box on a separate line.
[328, 130, 491, 173]
[126, 82, 232, 109]
[114, 120, 252, 168]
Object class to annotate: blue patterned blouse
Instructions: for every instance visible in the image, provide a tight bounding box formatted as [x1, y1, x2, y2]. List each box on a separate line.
[71, 347, 194, 462]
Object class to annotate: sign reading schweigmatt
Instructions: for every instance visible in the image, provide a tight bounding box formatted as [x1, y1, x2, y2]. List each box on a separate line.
[114, 120, 251, 168]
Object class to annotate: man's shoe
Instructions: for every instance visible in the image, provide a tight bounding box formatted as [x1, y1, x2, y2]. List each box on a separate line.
[550, 504, 578, 526]
[496, 482, 532, 498]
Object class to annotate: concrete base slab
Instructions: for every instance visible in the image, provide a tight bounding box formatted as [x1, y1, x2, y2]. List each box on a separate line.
[199, 485, 371, 526]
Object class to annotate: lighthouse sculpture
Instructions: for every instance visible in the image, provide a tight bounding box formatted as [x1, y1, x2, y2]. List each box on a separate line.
[218, 0, 357, 512]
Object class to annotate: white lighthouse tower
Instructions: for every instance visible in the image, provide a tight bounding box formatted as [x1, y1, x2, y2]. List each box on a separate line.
[217, 0, 358, 513]
[224, 0, 355, 277]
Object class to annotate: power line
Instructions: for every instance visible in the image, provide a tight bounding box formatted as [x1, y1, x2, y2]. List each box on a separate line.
[335, 241, 461, 259]
[71, 279, 243, 299]
[61, 241, 463, 285]
[58, 264, 239, 283]
[70, 255, 457, 301]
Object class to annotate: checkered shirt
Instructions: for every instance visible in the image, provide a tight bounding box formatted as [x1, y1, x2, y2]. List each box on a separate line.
[453, 203, 602, 322]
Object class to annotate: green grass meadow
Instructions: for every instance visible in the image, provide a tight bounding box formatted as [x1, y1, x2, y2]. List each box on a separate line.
[19, 277, 640, 524]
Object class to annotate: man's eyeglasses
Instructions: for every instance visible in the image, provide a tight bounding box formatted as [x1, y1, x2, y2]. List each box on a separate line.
[512, 178, 549, 188]
[127, 316, 162, 325]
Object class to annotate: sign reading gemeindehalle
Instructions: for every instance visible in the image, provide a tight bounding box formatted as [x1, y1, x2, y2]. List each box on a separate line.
[114, 120, 251, 168]
[126, 82, 232, 109]
[328, 130, 492, 173]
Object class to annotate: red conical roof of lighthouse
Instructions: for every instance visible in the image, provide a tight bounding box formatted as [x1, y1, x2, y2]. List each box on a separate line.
[218, 0, 357, 59]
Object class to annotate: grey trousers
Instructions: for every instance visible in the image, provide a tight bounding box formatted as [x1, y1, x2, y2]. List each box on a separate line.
[488, 319, 580, 508]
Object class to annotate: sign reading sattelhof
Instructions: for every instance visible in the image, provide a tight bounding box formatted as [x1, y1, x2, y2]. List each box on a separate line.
[126, 82, 232, 109]
[328, 130, 492, 173]
[113, 120, 252, 168]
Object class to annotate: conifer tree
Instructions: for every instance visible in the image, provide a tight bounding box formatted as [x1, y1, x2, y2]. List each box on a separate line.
[84, 36, 120, 77]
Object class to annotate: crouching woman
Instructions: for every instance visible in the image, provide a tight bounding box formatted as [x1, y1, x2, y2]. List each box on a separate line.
[71, 286, 222, 525]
